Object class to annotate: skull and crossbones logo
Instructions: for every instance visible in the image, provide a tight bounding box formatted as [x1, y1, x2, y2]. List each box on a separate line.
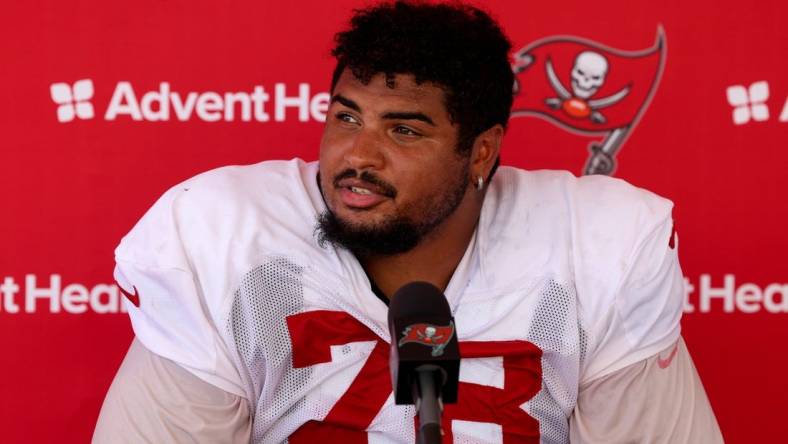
[417, 326, 442, 342]
[544, 51, 630, 124]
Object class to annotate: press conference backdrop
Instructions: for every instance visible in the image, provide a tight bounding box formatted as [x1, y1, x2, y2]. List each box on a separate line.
[1, 1, 785, 442]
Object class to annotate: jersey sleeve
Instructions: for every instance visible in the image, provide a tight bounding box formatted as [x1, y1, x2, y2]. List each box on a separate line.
[577, 178, 685, 384]
[114, 184, 246, 398]
[94, 338, 251, 443]
[570, 337, 723, 443]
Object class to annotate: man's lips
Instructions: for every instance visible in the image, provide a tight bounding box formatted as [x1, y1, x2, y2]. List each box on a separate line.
[335, 178, 393, 209]
[338, 187, 388, 208]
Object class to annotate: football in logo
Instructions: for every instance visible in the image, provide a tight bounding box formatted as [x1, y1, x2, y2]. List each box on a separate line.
[511, 28, 666, 175]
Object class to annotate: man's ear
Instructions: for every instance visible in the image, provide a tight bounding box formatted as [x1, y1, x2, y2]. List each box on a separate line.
[471, 124, 504, 180]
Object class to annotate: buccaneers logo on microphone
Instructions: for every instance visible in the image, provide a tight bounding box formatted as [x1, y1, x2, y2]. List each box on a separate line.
[399, 322, 455, 357]
[511, 28, 666, 175]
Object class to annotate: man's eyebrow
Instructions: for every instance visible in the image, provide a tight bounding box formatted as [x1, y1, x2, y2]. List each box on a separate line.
[381, 112, 436, 127]
[330, 94, 361, 112]
[330, 94, 436, 127]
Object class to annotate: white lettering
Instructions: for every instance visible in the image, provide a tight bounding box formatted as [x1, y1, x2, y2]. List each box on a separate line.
[102, 81, 330, 122]
[310, 92, 330, 122]
[699, 274, 735, 313]
[224, 92, 252, 122]
[5, 272, 785, 315]
[25, 274, 61, 313]
[62, 283, 89, 314]
[683, 277, 695, 313]
[780, 97, 788, 122]
[735, 282, 762, 313]
[195, 92, 223, 122]
[171, 91, 199, 121]
[105, 82, 143, 120]
[90, 284, 120, 314]
[0, 276, 20, 313]
[251, 86, 270, 122]
[140, 82, 170, 121]
[275, 83, 310, 122]
[764, 283, 788, 313]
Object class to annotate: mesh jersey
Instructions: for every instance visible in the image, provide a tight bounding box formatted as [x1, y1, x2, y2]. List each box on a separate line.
[114, 159, 684, 444]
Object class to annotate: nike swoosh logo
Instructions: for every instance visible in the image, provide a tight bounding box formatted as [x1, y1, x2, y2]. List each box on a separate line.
[657, 343, 679, 369]
[118, 284, 140, 307]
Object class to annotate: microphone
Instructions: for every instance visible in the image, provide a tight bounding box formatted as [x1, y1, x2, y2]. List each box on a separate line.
[388, 282, 460, 444]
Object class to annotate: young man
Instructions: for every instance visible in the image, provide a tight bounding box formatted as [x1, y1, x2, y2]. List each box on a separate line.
[94, 1, 723, 442]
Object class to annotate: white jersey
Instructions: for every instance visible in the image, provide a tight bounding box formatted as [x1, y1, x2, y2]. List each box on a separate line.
[114, 159, 683, 444]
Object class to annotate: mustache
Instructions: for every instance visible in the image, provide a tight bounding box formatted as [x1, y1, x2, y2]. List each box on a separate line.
[333, 169, 398, 198]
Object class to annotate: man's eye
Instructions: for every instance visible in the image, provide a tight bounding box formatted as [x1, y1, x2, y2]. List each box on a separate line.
[393, 126, 420, 137]
[336, 113, 359, 124]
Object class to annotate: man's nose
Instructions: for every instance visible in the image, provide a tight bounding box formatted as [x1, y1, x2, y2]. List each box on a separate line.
[344, 127, 385, 170]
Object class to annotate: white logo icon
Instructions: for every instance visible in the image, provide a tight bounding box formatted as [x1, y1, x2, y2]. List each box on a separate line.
[50, 79, 95, 122]
[726, 81, 769, 125]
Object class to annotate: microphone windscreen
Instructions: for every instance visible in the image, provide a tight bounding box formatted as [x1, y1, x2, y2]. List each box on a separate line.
[388, 281, 460, 404]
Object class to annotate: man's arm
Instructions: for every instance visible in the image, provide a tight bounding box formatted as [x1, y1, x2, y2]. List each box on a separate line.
[93, 338, 251, 444]
[570, 336, 723, 443]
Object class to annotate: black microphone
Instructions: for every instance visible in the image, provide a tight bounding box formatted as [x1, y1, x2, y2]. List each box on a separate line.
[388, 282, 460, 444]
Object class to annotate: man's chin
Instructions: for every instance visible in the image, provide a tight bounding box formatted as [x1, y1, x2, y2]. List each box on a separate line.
[314, 209, 422, 257]
[331, 204, 391, 225]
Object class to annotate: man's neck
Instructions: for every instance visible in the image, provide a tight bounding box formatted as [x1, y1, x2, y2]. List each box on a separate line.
[359, 195, 482, 300]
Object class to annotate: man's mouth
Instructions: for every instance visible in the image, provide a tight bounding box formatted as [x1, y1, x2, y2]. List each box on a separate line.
[338, 186, 387, 209]
[337, 179, 392, 209]
[329, 170, 397, 210]
[350, 186, 373, 195]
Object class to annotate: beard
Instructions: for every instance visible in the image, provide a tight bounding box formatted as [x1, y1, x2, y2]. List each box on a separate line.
[315, 163, 470, 257]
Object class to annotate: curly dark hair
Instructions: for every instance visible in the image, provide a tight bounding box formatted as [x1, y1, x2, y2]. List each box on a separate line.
[330, 0, 513, 159]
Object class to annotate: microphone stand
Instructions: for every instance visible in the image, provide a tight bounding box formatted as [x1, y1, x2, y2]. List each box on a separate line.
[414, 365, 444, 444]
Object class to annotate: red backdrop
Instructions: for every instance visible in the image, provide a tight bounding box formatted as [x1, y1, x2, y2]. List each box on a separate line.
[2, 1, 786, 442]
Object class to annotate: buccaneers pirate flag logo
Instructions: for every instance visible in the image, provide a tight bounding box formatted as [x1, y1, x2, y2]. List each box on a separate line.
[511, 28, 666, 175]
[398, 322, 455, 357]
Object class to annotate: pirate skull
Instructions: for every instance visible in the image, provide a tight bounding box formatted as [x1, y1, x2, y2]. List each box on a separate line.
[571, 51, 608, 99]
[424, 326, 436, 338]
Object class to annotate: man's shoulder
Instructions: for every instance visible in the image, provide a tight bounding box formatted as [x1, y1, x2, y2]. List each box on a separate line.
[494, 166, 673, 217]
[116, 158, 322, 268]
[155, 158, 322, 230]
[491, 166, 673, 242]
[174, 158, 318, 205]
[481, 167, 675, 291]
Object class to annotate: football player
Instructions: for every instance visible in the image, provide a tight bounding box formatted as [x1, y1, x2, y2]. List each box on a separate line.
[94, 1, 723, 442]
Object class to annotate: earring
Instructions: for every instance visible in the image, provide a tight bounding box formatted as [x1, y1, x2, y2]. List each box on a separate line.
[475, 176, 484, 190]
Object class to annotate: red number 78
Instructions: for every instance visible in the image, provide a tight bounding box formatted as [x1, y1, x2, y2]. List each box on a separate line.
[287, 310, 543, 443]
